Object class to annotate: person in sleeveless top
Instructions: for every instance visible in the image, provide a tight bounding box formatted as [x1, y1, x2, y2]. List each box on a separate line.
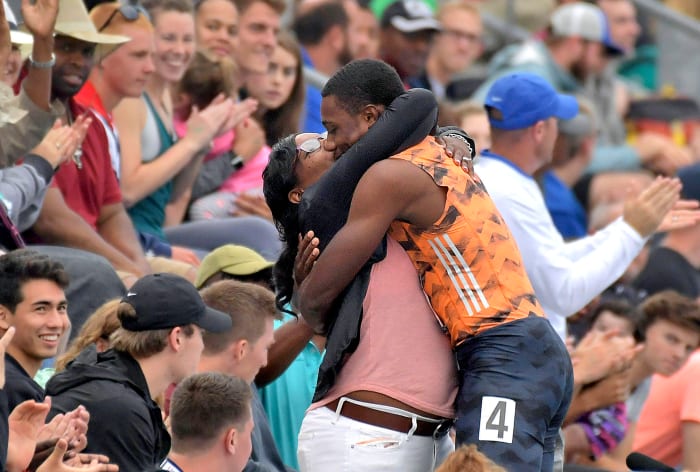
[111, 0, 257, 257]
[292, 59, 574, 471]
[263, 89, 468, 471]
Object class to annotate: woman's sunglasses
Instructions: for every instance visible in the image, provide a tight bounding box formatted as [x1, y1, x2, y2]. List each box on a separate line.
[296, 131, 328, 156]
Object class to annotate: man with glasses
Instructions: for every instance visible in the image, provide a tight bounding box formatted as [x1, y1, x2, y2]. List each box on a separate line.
[408, 0, 483, 101]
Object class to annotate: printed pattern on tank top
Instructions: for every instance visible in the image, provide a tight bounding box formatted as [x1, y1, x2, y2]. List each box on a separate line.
[388, 136, 544, 345]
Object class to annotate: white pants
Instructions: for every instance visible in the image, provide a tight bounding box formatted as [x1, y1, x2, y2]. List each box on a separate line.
[297, 402, 454, 472]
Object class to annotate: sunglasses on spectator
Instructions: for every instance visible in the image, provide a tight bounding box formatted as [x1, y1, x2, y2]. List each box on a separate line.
[98, 4, 150, 32]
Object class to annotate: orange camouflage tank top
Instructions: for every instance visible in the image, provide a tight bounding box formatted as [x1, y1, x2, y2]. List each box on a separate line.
[388, 136, 544, 346]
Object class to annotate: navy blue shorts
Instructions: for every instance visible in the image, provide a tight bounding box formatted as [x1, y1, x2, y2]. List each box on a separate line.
[454, 316, 573, 472]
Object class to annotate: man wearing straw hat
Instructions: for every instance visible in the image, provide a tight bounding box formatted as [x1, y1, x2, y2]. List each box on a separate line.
[30, 0, 161, 283]
[32, 1, 202, 288]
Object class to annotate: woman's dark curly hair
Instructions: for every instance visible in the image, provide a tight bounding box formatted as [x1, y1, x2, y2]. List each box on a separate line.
[262, 134, 300, 315]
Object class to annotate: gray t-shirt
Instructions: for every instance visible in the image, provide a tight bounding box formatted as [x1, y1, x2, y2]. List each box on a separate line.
[626, 377, 652, 422]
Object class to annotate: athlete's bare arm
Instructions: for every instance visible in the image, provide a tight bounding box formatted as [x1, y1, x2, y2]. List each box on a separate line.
[297, 158, 444, 332]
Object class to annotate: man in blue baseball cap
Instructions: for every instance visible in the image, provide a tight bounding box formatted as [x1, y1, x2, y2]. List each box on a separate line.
[475, 72, 697, 471]
[476, 72, 693, 342]
[483, 72, 578, 173]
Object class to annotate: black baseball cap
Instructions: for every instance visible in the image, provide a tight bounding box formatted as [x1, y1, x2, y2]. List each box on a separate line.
[120, 273, 232, 332]
[380, 0, 441, 33]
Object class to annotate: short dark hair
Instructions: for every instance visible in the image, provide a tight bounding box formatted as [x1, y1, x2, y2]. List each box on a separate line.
[293, 2, 348, 46]
[589, 297, 640, 338]
[586, 285, 644, 338]
[193, 0, 235, 11]
[0, 249, 69, 313]
[321, 59, 404, 114]
[636, 290, 700, 343]
[170, 372, 252, 453]
[199, 280, 281, 354]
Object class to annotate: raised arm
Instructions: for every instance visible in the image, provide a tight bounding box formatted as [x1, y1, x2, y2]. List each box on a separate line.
[20, 0, 58, 112]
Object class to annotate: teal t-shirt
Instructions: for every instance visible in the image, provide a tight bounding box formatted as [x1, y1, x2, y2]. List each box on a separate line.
[258, 313, 324, 470]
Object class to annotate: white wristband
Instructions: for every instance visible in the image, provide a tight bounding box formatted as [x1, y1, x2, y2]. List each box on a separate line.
[29, 53, 56, 69]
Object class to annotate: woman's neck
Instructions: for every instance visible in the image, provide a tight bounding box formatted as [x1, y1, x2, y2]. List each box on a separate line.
[145, 77, 169, 107]
[145, 77, 173, 123]
[146, 72, 168, 93]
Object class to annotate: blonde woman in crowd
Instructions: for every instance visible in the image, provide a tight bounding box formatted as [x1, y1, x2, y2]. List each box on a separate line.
[55, 299, 121, 372]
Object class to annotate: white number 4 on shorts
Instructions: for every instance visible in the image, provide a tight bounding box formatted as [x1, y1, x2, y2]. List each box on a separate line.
[478, 396, 516, 444]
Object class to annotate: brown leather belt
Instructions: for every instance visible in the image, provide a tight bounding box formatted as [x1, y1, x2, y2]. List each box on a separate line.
[325, 398, 452, 438]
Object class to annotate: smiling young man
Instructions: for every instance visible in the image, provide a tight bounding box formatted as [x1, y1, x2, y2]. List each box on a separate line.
[0, 249, 69, 410]
[233, 0, 283, 80]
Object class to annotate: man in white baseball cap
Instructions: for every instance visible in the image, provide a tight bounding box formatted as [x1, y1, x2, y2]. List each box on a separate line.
[472, 2, 617, 101]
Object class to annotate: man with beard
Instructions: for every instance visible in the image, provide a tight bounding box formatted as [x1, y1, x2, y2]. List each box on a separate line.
[293, 1, 352, 132]
[471, 2, 613, 101]
[378, 0, 441, 85]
